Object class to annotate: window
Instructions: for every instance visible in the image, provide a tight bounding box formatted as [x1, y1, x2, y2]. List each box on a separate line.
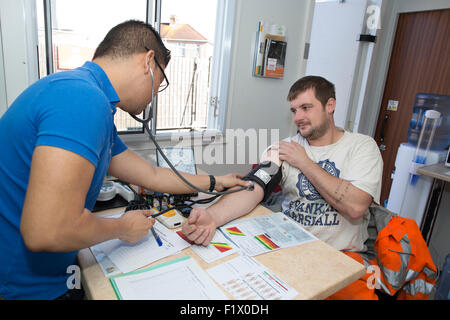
[35, 0, 234, 137]
[36, 0, 147, 134]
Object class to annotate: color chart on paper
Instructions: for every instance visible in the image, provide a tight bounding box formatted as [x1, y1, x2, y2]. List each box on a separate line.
[220, 212, 317, 256]
[225, 226, 245, 236]
[254, 234, 279, 250]
[211, 242, 233, 253]
[176, 230, 238, 263]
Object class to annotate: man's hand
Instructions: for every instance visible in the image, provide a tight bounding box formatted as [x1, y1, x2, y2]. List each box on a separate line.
[181, 208, 216, 246]
[215, 173, 251, 191]
[276, 141, 313, 170]
[118, 210, 155, 243]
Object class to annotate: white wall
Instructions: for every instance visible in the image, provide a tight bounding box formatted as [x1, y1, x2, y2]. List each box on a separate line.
[226, 0, 314, 138]
[344, 0, 381, 133]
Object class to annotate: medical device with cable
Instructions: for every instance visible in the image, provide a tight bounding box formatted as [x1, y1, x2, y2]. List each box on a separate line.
[242, 161, 282, 202]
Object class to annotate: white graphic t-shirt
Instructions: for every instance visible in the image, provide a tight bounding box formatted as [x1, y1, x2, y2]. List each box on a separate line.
[279, 130, 383, 252]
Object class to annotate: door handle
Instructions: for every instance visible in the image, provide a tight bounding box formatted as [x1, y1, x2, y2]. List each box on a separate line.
[380, 114, 389, 142]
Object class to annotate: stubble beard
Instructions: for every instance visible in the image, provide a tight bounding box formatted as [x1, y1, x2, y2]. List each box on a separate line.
[298, 117, 330, 141]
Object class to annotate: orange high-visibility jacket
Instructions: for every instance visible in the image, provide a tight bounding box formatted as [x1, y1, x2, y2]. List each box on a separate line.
[358, 206, 438, 299]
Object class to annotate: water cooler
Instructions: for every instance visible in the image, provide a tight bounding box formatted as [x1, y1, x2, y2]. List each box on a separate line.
[387, 93, 449, 227]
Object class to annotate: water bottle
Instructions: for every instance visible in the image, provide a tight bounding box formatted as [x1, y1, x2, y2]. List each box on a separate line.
[407, 93, 450, 151]
[409, 110, 441, 185]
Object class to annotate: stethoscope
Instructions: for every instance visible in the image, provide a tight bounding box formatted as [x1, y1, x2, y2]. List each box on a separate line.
[128, 65, 253, 196]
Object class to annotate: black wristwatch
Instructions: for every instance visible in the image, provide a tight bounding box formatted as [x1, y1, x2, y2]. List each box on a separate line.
[208, 175, 216, 192]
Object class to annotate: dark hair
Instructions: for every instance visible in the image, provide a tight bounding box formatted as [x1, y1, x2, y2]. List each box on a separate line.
[287, 75, 335, 107]
[93, 20, 171, 66]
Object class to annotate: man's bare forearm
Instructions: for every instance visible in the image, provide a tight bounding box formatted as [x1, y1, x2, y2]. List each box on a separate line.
[207, 185, 264, 227]
[108, 149, 211, 194]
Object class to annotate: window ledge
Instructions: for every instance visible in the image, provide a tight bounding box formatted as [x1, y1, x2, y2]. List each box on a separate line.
[122, 129, 226, 152]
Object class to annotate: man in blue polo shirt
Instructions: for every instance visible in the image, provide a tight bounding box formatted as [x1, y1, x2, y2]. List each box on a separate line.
[0, 20, 247, 300]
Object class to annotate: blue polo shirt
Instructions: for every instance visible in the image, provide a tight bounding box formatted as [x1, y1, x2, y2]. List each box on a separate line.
[0, 61, 127, 299]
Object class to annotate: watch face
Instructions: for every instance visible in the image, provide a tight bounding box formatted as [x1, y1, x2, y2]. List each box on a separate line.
[157, 147, 196, 174]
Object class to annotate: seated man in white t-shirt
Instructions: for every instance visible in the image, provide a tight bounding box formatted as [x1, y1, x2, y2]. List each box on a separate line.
[181, 75, 383, 253]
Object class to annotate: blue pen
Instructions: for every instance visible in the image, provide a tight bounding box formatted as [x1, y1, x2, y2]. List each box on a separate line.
[151, 227, 163, 247]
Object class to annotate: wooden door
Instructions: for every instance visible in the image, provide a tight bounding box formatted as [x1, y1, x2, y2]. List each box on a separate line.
[374, 9, 450, 205]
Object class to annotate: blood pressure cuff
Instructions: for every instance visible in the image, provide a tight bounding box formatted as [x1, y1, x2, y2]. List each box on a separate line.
[242, 161, 282, 202]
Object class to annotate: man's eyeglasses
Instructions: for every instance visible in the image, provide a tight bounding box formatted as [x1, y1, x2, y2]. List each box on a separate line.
[144, 46, 169, 93]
